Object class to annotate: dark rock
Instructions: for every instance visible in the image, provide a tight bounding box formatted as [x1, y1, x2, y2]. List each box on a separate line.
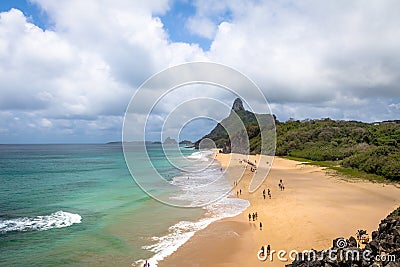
[349, 236, 358, 247]
[372, 231, 378, 240]
[369, 241, 379, 254]
[286, 207, 400, 267]
[379, 223, 388, 232]
[231, 98, 244, 112]
[163, 137, 177, 144]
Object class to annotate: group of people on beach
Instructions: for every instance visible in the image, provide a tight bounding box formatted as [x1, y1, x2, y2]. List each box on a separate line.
[240, 158, 257, 172]
[262, 188, 271, 199]
[248, 212, 258, 221]
[236, 189, 242, 197]
[279, 179, 285, 191]
[248, 212, 263, 230]
[142, 260, 150, 267]
[260, 244, 271, 257]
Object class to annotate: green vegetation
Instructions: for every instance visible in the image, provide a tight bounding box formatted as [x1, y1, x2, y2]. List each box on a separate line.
[195, 109, 275, 154]
[196, 98, 399, 181]
[277, 118, 400, 181]
[284, 156, 386, 182]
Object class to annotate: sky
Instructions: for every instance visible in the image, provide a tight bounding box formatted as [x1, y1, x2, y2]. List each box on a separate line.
[0, 0, 399, 143]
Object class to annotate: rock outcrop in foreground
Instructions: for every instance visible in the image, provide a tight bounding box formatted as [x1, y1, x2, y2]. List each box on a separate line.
[287, 207, 400, 267]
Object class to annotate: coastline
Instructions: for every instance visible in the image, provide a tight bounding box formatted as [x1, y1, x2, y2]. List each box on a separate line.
[159, 153, 400, 267]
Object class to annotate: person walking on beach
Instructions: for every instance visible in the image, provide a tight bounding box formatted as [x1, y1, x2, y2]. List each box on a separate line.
[252, 213, 255, 221]
[239, 189, 242, 195]
[248, 213, 251, 221]
[268, 188, 271, 199]
[255, 212, 258, 220]
[267, 244, 271, 255]
[263, 189, 266, 199]
[260, 245, 265, 256]
[259, 222, 262, 230]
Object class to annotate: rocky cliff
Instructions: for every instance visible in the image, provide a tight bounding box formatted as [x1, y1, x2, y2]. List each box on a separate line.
[287, 207, 400, 267]
[195, 98, 275, 155]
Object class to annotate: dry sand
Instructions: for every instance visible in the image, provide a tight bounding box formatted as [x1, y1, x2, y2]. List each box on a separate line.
[160, 154, 400, 267]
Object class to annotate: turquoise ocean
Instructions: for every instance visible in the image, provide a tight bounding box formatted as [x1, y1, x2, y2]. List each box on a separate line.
[0, 144, 248, 266]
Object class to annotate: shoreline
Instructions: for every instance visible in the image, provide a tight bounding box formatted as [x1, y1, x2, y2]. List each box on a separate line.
[159, 153, 400, 267]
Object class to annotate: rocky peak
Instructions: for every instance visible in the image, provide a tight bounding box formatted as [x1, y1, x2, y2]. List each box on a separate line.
[231, 98, 245, 112]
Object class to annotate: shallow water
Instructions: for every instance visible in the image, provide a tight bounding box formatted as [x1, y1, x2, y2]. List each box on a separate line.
[0, 144, 248, 266]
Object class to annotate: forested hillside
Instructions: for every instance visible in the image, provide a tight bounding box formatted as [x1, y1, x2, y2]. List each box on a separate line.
[276, 118, 400, 180]
[196, 99, 399, 181]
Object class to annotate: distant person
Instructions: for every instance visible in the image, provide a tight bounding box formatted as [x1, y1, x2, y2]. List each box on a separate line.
[252, 213, 255, 221]
[240, 189, 242, 195]
[248, 213, 251, 221]
[260, 245, 265, 256]
[255, 212, 258, 220]
[260, 222, 262, 230]
[267, 244, 271, 255]
[263, 189, 266, 199]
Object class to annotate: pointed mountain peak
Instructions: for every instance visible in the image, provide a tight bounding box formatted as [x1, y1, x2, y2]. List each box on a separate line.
[232, 98, 244, 112]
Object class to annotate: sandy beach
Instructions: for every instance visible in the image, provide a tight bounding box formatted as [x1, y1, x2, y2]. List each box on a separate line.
[160, 153, 400, 267]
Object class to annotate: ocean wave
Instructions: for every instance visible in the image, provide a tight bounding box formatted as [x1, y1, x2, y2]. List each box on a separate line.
[135, 149, 249, 266]
[0, 210, 82, 233]
[186, 150, 214, 161]
[139, 182, 250, 266]
[137, 194, 249, 266]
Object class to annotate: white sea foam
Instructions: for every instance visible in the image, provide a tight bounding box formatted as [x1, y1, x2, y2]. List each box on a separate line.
[0, 210, 82, 233]
[137, 198, 249, 267]
[136, 150, 250, 266]
[186, 150, 214, 161]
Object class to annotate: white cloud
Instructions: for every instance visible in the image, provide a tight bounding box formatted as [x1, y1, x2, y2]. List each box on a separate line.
[204, 0, 400, 120]
[186, 16, 216, 39]
[0, 3, 206, 142]
[0, 0, 399, 143]
[40, 118, 52, 128]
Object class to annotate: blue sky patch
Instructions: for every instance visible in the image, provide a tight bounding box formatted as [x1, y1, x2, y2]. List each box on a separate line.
[160, 0, 212, 50]
[0, 0, 52, 30]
